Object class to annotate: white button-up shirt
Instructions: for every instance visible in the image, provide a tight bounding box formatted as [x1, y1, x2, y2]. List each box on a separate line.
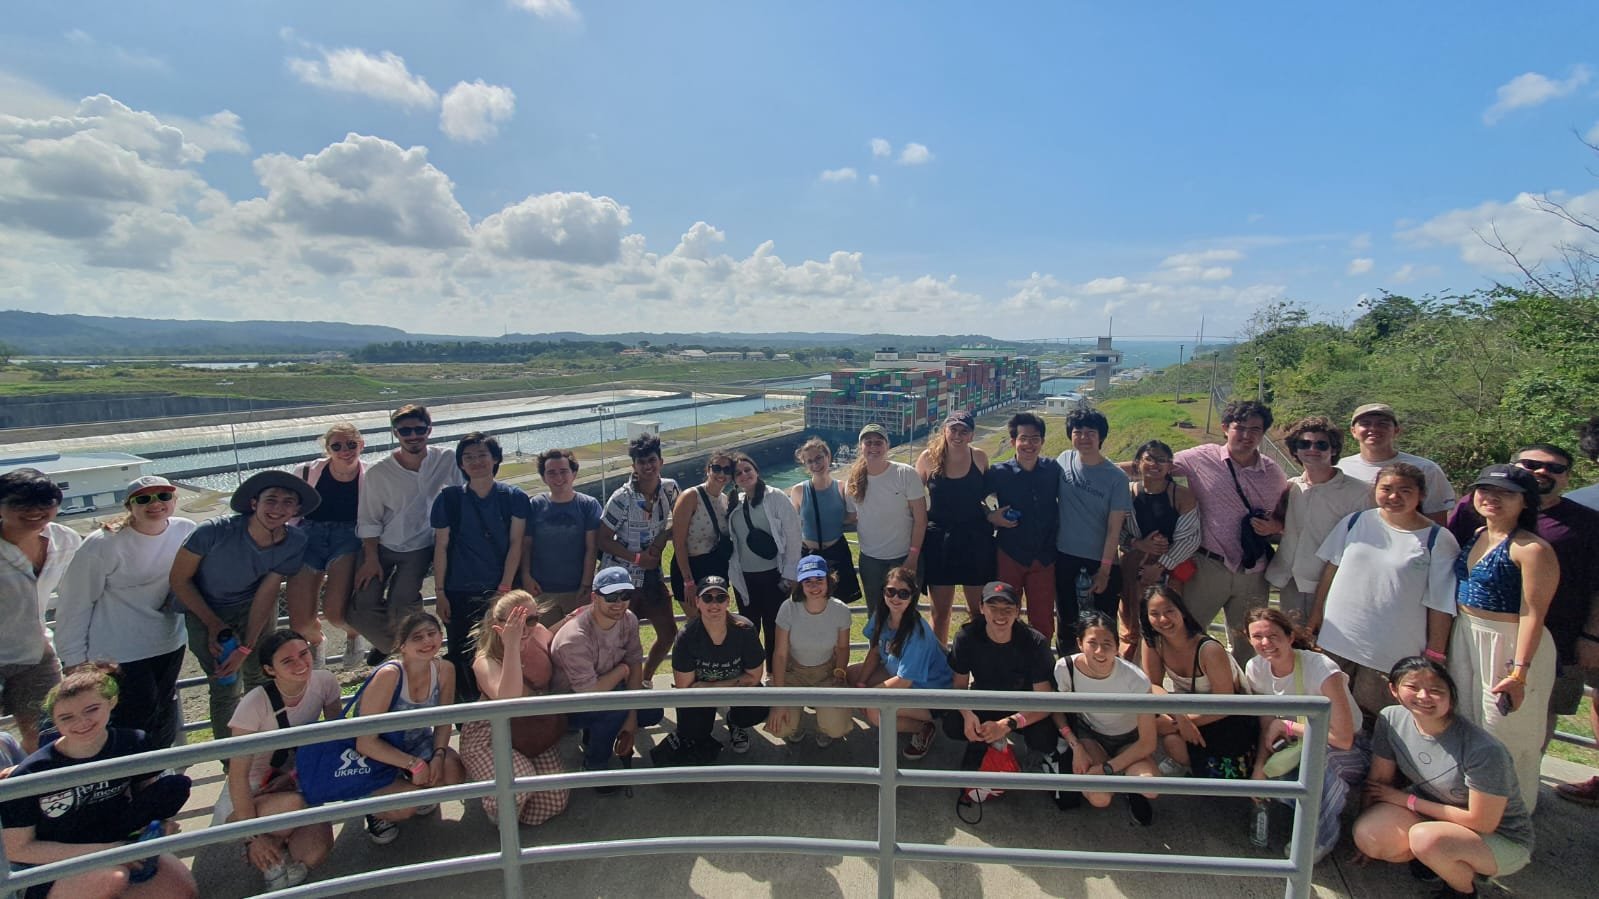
[357, 447, 462, 553]
[0, 522, 83, 665]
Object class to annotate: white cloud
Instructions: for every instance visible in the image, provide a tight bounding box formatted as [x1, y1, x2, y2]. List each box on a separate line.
[819, 167, 857, 183]
[1483, 65, 1591, 124]
[1160, 249, 1244, 268]
[1156, 248, 1242, 282]
[897, 142, 932, 165]
[869, 174, 880, 187]
[1349, 232, 1372, 251]
[439, 80, 516, 142]
[1399, 188, 1599, 272]
[511, 0, 581, 22]
[287, 48, 439, 110]
[1346, 257, 1374, 275]
[63, 29, 169, 72]
[870, 137, 891, 158]
[672, 221, 724, 260]
[476, 191, 630, 264]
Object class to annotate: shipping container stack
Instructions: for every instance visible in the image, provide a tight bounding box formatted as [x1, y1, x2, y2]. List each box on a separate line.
[803, 353, 1042, 447]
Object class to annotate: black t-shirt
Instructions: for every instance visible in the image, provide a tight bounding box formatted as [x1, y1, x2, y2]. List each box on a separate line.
[949, 618, 1055, 692]
[672, 616, 765, 683]
[0, 729, 152, 845]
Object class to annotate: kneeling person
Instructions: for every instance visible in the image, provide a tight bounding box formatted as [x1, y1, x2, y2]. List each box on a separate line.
[659, 577, 769, 763]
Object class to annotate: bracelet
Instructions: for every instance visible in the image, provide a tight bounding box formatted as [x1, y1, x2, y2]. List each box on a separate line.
[832, 667, 848, 680]
[1507, 668, 1528, 685]
[685, 579, 696, 587]
[1058, 724, 1073, 739]
[1011, 713, 1027, 730]
[409, 758, 428, 775]
[906, 546, 921, 555]
[1422, 648, 1447, 663]
[1406, 794, 1418, 813]
[633, 552, 642, 565]
[497, 584, 512, 593]
[237, 646, 252, 656]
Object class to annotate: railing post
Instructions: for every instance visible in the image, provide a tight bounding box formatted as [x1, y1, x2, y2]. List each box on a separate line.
[876, 698, 898, 898]
[1284, 704, 1328, 899]
[489, 716, 525, 897]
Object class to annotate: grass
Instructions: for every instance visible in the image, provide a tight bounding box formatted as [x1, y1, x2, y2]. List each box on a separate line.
[1552, 698, 1598, 767]
[980, 392, 1214, 463]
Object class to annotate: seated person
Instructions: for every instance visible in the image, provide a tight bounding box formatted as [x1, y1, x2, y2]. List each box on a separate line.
[942, 582, 1057, 774]
[1055, 611, 1159, 825]
[766, 556, 854, 748]
[848, 565, 954, 760]
[657, 577, 769, 764]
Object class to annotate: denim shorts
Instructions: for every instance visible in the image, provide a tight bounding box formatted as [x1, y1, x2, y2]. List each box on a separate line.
[296, 519, 361, 572]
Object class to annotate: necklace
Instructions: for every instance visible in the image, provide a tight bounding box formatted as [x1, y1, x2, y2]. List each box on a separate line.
[276, 680, 309, 701]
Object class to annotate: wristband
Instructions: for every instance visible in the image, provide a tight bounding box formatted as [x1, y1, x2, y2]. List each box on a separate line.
[906, 546, 920, 555]
[1101, 558, 1114, 566]
[1507, 668, 1528, 685]
[237, 646, 252, 656]
[1011, 713, 1027, 730]
[1058, 724, 1073, 739]
[497, 584, 512, 593]
[409, 758, 428, 776]
[1422, 648, 1446, 663]
[685, 579, 696, 587]
[832, 667, 848, 680]
[1406, 794, 1418, 813]
[633, 552, 642, 565]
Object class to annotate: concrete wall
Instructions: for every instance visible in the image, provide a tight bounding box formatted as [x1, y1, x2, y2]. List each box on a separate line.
[0, 394, 301, 432]
[571, 430, 807, 502]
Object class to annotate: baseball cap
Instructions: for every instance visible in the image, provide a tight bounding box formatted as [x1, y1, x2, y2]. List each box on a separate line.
[796, 555, 829, 581]
[593, 566, 635, 595]
[944, 410, 975, 430]
[125, 475, 175, 497]
[858, 423, 888, 440]
[1467, 463, 1538, 496]
[981, 581, 1020, 605]
[1350, 403, 1397, 425]
[698, 575, 731, 596]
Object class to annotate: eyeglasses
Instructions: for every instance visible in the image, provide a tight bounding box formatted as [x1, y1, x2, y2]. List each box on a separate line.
[130, 492, 175, 505]
[883, 587, 915, 600]
[1291, 439, 1331, 451]
[804, 456, 829, 467]
[709, 464, 736, 476]
[328, 441, 361, 452]
[395, 426, 430, 437]
[1515, 458, 1570, 475]
[1138, 455, 1173, 465]
[699, 592, 731, 604]
[598, 592, 633, 604]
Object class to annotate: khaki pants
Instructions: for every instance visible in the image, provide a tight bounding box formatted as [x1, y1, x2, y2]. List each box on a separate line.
[1184, 553, 1268, 665]
[536, 591, 588, 629]
[1324, 650, 1395, 721]
[767, 660, 853, 740]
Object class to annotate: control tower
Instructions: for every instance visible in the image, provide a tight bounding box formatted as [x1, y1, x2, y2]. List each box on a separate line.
[1091, 336, 1122, 394]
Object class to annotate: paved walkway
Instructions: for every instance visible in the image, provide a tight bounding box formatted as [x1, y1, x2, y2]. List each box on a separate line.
[179, 697, 1596, 898]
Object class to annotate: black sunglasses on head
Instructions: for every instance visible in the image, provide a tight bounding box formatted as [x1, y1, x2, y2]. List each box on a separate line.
[130, 492, 176, 505]
[395, 425, 430, 437]
[1515, 458, 1569, 475]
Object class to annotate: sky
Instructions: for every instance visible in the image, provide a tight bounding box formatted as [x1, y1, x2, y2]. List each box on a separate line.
[3, 2, 1599, 341]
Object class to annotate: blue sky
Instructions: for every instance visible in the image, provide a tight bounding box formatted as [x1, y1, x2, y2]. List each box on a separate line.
[3, 1, 1598, 340]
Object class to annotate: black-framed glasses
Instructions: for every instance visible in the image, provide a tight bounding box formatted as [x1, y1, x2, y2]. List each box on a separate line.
[395, 426, 430, 437]
[1516, 458, 1570, 475]
[328, 441, 361, 452]
[130, 492, 175, 505]
[883, 587, 914, 600]
[709, 464, 736, 476]
[1292, 439, 1331, 451]
[699, 592, 731, 604]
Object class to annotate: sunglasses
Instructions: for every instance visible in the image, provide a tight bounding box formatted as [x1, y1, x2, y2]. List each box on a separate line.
[328, 441, 361, 452]
[130, 492, 176, 505]
[1292, 439, 1331, 451]
[883, 587, 915, 600]
[709, 464, 736, 475]
[395, 426, 430, 437]
[1515, 458, 1569, 475]
[598, 592, 633, 604]
[804, 456, 829, 467]
[699, 592, 731, 604]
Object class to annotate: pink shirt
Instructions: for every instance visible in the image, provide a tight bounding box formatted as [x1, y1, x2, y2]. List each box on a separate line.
[550, 608, 644, 693]
[229, 670, 341, 790]
[1172, 443, 1287, 573]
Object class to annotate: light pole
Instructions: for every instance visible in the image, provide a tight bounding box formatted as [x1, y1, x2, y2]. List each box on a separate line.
[592, 404, 613, 496]
[1175, 344, 1184, 404]
[1255, 357, 1266, 403]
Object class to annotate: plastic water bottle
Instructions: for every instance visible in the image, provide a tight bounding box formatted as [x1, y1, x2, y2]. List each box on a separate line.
[215, 629, 240, 687]
[1003, 507, 1022, 522]
[128, 820, 163, 883]
[1075, 569, 1093, 603]
[1250, 801, 1270, 848]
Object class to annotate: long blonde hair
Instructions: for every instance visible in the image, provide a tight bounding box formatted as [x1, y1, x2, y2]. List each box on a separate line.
[923, 427, 953, 479]
[473, 590, 536, 664]
[846, 453, 869, 501]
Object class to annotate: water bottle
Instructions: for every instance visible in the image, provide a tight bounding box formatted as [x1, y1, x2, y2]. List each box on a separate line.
[1250, 801, 1270, 848]
[128, 819, 163, 883]
[215, 629, 240, 687]
[1003, 507, 1022, 522]
[1075, 569, 1093, 603]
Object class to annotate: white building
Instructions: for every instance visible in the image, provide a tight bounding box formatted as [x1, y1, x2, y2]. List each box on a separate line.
[0, 451, 151, 513]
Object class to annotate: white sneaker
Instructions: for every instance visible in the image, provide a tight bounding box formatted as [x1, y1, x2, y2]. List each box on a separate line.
[263, 863, 291, 892]
[284, 861, 309, 887]
[1157, 756, 1189, 777]
[343, 635, 370, 671]
[413, 803, 439, 816]
[311, 642, 326, 667]
[730, 726, 753, 754]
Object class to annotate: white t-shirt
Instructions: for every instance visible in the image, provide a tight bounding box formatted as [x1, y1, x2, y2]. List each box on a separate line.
[1265, 471, 1374, 591]
[1054, 656, 1151, 737]
[1336, 451, 1456, 517]
[54, 518, 196, 667]
[852, 462, 926, 559]
[1246, 649, 1363, 734]
[1315, 510, 1459, 672]
[775, 597, 853, 668]
[228, 669, 342, 790]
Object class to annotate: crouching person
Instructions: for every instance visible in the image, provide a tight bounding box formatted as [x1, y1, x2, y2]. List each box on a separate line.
[550, 567, 664, 791]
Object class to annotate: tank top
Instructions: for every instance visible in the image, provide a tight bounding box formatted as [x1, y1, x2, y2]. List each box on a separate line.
[384, 660, 440, 756]
[308, 466, 359, 523]
[927, 459, 987, 528]
[801, 480, 847, 545]
[685, 488, 730, 556]
[1455, 532, 1522, 614]
[1132, 481, 1179, 541]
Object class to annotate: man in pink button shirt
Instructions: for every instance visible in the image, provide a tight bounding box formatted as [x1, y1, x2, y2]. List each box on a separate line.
[1170, 401, 1288, 664]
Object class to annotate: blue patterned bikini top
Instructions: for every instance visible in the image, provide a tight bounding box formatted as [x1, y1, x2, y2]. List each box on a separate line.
[1453, 532, 1521, 615]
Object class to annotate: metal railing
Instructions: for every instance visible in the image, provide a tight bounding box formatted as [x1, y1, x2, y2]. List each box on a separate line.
[0, 687, 1331, 899]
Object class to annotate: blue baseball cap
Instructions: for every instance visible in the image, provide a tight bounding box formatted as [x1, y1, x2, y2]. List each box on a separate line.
[797, 555, 829, 581]
[593, 566, 635, 595]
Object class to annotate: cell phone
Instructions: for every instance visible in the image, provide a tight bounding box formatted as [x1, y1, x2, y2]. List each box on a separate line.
[1495, 691, 1514, 716]
[1270, 736, 1292, 753]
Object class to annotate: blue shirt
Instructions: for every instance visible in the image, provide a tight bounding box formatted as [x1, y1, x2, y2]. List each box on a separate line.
[865, 615, 954, 689]
[430, 482, 531, 592]
[985, 457, 1061, 566]
[526, 492, 602, 593]
[183, 515, 307, 608]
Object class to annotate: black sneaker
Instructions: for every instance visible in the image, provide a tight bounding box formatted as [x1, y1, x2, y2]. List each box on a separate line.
[1410, 859, 1442, 884]
[583, 760, 618, 795]
[365, 814, 399, 845]
[365, 647, 388, 667]
[1127, 793, 1154, 826]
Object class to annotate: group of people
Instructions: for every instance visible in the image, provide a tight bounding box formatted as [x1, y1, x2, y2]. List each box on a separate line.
[0, 398, 1596, 896]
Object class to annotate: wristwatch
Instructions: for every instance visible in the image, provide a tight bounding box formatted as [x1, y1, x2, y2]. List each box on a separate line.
[1102, 762, 1117, 776]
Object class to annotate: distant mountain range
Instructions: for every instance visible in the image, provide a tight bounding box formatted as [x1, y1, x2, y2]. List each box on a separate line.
[0, 310, 1005, 356]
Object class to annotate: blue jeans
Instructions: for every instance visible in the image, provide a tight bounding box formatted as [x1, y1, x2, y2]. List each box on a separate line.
[568, 702, 665, 769]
